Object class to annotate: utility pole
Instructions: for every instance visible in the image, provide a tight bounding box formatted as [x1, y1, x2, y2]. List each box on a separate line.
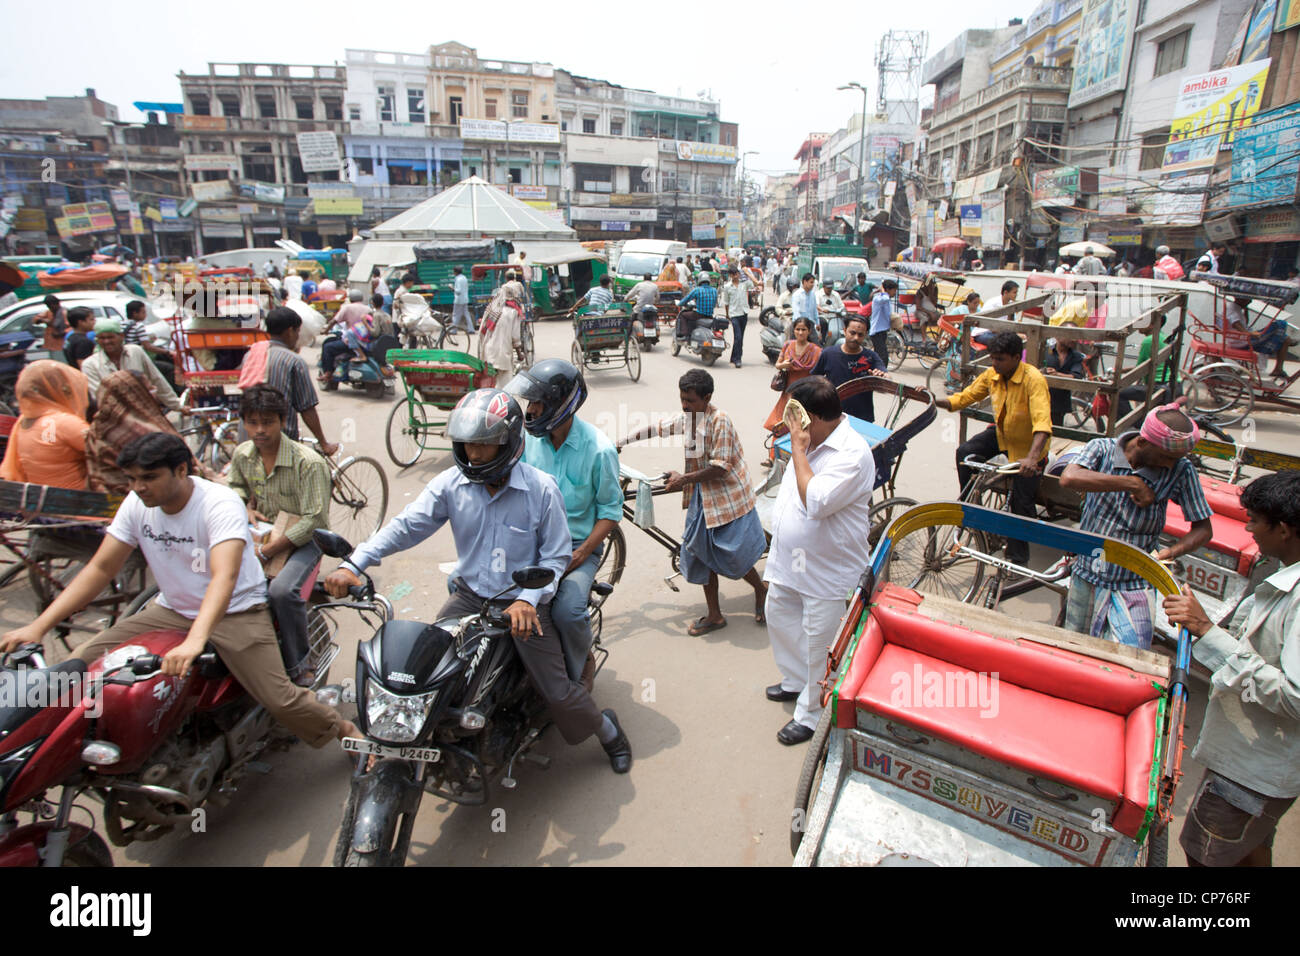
[103, 120, 144, 257]
[838, 83, 869, 247]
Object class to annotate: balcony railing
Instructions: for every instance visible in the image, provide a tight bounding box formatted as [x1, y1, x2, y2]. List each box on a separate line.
[931, 66, 1072, 131]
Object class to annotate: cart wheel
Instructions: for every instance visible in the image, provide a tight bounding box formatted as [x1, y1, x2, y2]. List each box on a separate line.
[437, 324, 464, 351]
[925, 358, 960, 395]
[1187, 362, 1254, 427]
[887, 512, 988, 604]
[670, 338, 681, 357]
[331, 456, 390, 543]
[867, 496, 919, 551]
[915, 326, 945, 371]
[701, 350, 719, 367]
[570, 340, 583, 369]
[791, 707, 833, 857]
[1145, 827, 1168, 868]
[385, 398, 429, 469]
[626, 336, 641, 382]
[885, 331, 906, 371]
[1065, 394, 1095, 429]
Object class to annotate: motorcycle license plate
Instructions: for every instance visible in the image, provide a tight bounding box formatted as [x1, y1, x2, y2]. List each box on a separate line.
[341, 737, 441, 763]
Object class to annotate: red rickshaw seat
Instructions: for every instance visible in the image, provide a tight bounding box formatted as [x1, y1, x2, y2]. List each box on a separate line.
[1164, 509, 1258, 576]
[838, 584, 1164, 836]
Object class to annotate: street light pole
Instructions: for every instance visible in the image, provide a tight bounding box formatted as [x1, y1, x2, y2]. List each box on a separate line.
[838, 82, 868, 248]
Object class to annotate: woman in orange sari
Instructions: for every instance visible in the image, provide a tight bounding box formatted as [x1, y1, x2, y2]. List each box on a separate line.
[762, 316, 821, 463]
[0, 360, 91, 489]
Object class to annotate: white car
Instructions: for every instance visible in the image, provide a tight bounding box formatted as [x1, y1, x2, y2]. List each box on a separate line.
[0, 290, 175, 339]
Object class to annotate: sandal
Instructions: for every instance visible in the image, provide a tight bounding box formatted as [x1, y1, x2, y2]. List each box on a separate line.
[688, 616, 727, 636]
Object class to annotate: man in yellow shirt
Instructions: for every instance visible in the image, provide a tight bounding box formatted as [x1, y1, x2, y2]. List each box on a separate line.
[1049, 284, 1106, 328]
[935, 331, 1053, 565]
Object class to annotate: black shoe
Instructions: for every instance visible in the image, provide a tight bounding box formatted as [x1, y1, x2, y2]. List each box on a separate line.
[777, 720, 815, 745]
[766, 683, 799, 702]
[600, 709, 632, 774]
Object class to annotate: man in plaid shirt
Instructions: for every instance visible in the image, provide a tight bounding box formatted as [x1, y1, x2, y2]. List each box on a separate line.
[617, 369, 767, 635]
[228, 384, 333, 684]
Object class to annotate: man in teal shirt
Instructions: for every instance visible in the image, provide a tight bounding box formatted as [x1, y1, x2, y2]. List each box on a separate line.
[505, 360, 622, 684]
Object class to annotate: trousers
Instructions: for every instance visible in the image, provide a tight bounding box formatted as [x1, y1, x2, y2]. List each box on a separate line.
[321, 339, 351, 376]
[450, 302, 474, 332]
[268, 541, 321, 678]
[765, 582, 846, 729]
[438, 587, 603, 745]
[550, 544, 602, 683]
[955, 426, 1042, 564]
[72, 602, 341, 747]
[729, 313, 747, 364]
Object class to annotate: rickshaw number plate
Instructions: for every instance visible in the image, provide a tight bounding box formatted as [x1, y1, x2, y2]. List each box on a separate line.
[1179, 554, 1231, 602]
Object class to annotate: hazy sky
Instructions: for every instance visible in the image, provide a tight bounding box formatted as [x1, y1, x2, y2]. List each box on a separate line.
[7, 0, 1035, 181]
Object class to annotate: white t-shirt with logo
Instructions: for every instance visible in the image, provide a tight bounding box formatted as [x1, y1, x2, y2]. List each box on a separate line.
[107, 477, 268, 619]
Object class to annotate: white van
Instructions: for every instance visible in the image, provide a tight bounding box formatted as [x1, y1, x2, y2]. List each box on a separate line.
[613, 239, 687, 292]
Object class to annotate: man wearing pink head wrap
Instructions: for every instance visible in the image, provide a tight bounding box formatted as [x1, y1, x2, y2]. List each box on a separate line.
[1058, 401, 1214, 648]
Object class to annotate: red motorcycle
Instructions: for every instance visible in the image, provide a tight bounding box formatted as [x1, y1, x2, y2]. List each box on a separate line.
[0, 566, 348, 867]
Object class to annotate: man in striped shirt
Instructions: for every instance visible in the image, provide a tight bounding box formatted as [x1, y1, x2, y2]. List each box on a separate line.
[229, 384, 333, 684]
[571, 274, 615, 315]
[260, 307, 338, 455]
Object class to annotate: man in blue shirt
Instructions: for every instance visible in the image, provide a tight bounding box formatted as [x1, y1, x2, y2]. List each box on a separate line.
[571, 274, 615, 315]
[449, 266, 473, 334]
[869, 278, 897, 363]
[505, 360, 621, 686]
[675, 274, 718, 339]
[325, 388, 631, 772]
[300, 271, 318, 299]
[811, 314, 887, 421]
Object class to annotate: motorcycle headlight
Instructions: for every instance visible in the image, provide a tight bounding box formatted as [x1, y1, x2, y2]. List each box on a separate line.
[364, 679, 438, 744]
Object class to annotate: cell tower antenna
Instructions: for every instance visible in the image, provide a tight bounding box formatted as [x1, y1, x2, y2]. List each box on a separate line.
[875, 30, 929, 126]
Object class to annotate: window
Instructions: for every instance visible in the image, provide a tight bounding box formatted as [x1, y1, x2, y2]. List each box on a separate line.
[348, 104, 361, 121]
[201, 139, 225, 153]
[509, 167, 522, 183]
[322, 98, 342, 121]
[256, 90, 277, 119]
[295, 98, 314, 120]
[582, 118, 596, 134]
[723, 131, 733, 145]
[449, 96, 463, 124]
[354, 156, 375, 175]
[1154, 29, 1190, 77]
[485, 99, 497, 118]
[190, 94, 210, 116]
[511, 92, 529, 118]
[1140, 128, 1170, 170]
[610, 121, 623, 136]
[378, 85, 395, 122]
[408, 87, 425, 123]
[218, 95, 241, 118]
[242, 143, 276, 182]
[561, 120, 568, 131]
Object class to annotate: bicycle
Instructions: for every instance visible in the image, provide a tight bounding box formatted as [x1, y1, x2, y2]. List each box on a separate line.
[300, 438, 390, 546]
[178, 403, 240, 472]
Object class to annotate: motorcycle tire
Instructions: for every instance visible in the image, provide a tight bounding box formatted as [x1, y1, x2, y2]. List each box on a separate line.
[670, 338, 681, 356]
[766, 350, 778, 365]
[702, 350, 720, 367]
[61, 831, 114, 868]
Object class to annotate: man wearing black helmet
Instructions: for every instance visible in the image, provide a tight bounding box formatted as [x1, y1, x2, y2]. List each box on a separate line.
[324, 388, 632, 772]
[504, 360, 621, 687]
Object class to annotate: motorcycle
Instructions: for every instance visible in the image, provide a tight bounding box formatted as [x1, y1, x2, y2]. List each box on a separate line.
[319, 329, 400, 399]
[759, 306, 789, 364]
[0, 564, 345, 867]
[633, 305, 660, 350]
[818, 309, 847, 350]
[322, 530, 613, 867]
[670, 307, 729, 367]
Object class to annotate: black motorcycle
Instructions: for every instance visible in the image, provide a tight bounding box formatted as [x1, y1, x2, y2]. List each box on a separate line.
[315, 531, 612, 867]
[671, 307, 729, 367]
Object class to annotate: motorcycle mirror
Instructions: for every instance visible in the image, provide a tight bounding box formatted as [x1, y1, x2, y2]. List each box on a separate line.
[511, 566, 555, 590]
[312, 529, 356, 559]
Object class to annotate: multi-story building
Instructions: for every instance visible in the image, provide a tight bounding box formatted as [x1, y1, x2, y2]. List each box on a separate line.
[792, 134, 828, 239]
[756, 172, 801, 246]
[920, 23, 1073, 265]
[176, 61, 349, 249]
[0, 89, 122, 254]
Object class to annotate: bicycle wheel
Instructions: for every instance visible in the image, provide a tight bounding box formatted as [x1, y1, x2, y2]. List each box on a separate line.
[211, 419, 240, 472]
[867, 496, 917, 551]
[594, 526, 626, 597]
[884, 330, 906, 371]
[1065, 394, 1093, 429]
[893, 520, 989, 604]
[925, 356, 961, 395]
[915, 326, 945, 370]
[1187, 362, 1254, 426]
[437, 322, 464, 351]
[28, 533, 148, 637]
[626, 336, 641, 382]
[330, 457, 390, 543]
[385, 397, 429, 468]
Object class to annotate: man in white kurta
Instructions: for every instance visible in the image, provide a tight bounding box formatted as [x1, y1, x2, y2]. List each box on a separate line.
[764, 375, 876, 745]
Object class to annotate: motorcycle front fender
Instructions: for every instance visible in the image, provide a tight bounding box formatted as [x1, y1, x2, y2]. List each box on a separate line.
[0, 822, 98, 868]
[349, 760, 420, 855]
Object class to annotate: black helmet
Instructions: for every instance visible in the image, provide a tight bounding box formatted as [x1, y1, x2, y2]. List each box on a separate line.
[503, 359, 587, 436]
[447, 388, 525, 485]
[786, 280, 797, 291]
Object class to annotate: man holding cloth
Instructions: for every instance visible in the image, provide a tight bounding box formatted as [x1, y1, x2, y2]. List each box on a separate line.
[764, 376, 875, 745]
[1164, 471, 1300, 866]
[935, 331, 1051, 566]
[1058, 402, 1212, 648]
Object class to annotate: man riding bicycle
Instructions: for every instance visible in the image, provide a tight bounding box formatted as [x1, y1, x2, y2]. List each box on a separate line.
[323, 389, 632, 773]
[504, 360, 621, 687]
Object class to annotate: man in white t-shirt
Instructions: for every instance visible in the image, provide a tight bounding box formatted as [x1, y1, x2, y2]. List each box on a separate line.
[0, 432, 360, 748]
